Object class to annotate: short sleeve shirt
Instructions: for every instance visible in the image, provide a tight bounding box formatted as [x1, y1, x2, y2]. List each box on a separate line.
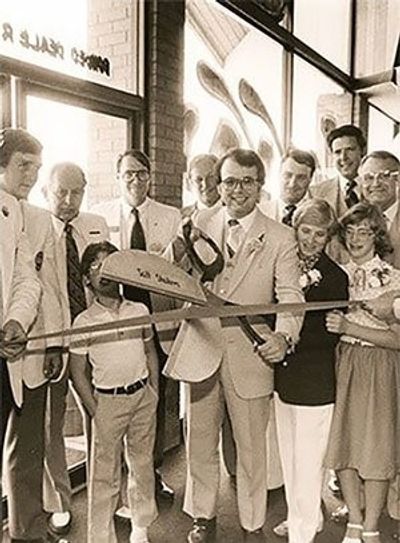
[69, 299, 153, 388]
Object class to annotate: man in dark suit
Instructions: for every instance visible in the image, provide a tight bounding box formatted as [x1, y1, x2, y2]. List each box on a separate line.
[260, 148, 315, 225]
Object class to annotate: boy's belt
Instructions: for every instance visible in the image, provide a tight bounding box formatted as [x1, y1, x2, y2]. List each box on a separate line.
[95, 377, 148, 396]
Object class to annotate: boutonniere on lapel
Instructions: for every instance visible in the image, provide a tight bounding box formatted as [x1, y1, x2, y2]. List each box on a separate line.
[2, 205, 9, 217]
[244, 233, 265, 257]
[299, 253, 322, 291]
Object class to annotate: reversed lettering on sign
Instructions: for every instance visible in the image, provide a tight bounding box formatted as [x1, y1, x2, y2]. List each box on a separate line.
[155, 273, 181, 289]
[137, 268, 151, 280]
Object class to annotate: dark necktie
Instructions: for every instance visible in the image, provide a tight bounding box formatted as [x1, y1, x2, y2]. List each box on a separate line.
[124, 208, 152, 309]
[282, 204, 296, 227]
[345, 180, 359, 209]
[65, 223, 87, 322]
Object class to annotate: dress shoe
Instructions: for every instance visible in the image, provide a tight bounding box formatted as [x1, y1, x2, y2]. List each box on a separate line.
[242, 528, 267, 542]
[187, 517, 216, 543]
[47, 511, 72, 535]
[155, 471, 174, 504]
[273, 518, 324, 537]
[331, 503, 349, 523]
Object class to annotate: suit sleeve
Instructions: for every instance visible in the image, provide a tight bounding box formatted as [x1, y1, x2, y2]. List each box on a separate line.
[6, 230, 41, 333]
[274, 230, 304, 343]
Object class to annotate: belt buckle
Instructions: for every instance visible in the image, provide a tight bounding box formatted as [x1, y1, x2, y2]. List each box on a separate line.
[124, 383, 132, 394]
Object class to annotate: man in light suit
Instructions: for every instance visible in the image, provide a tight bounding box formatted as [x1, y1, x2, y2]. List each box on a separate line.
[91, 149, 180, 505]
[359, 150, 400, 269]
[260, 148, 315, 225]
[167, 148, 304, 543]
[311, 124, 366, 218]
[42, 162, 109, 536]
[182, 154, 221, 220]
[0, 129, 46, 542]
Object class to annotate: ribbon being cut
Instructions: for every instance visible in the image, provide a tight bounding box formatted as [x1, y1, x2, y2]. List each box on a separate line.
[28, 249, 352, 346]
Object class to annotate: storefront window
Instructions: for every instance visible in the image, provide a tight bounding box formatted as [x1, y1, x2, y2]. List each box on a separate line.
[294, 0, 351, 73]
[292, 57, 350, 181]
[368, 105, 399, 156]
[26, 94, 129, 209]
[184, 0, 284, 199]
[0, 0, 143, 94]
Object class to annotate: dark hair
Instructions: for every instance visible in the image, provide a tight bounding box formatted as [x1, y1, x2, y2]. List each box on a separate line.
[360, 150, 400, 169]
[0, 127, 42, 168]
[116, 149, 151, 173]
[215, 148, 265, 186]
[338, 202, 393, 258]
[81, 241, 119, 278]
[326, 124, 366, 152]
[281, 148, 316, 177]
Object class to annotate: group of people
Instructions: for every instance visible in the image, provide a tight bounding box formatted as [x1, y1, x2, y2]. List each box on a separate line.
[0, 123, 399, 543]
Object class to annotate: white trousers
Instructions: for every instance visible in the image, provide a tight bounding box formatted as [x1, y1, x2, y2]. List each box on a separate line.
[184, 359, 271, 531]
[88, 385, 158, 543]
[274, 393, 334, 543]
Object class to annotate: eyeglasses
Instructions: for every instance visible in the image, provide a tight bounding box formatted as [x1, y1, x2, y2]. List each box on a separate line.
[360, 170, 399, 184]
[121, 169, 150, 185]
[343, 227, 374, 241]
[220, 176, 259, 192]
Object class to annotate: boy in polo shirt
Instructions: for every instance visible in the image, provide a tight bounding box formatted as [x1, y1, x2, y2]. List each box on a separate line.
[69, 241, 158, 543]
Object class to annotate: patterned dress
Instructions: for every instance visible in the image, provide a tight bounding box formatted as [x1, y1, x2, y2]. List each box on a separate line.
[325, 255, 400, 518]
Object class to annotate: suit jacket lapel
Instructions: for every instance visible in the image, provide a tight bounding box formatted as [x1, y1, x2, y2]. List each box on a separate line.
[226, 209, 267, 296]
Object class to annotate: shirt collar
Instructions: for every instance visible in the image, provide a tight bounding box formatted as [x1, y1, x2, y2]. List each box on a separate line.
[383, 200, 398, 227]
[121, 196, 150, 220]
[51, 213, 83, 238]
[224, 206, 257, 233]
[338, 173, 360, 193]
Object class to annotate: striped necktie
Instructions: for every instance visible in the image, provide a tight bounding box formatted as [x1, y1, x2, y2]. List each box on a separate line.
[226, 218, 242, 258]
[65, 223, 87, 322]
[282, 204, 296, 227]
[345, 180, 359, 208]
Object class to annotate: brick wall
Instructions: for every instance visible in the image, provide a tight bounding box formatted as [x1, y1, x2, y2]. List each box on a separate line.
[84, 0, 186, 209]
[145, 0, 186, 208]
[86, 0, 140, 206]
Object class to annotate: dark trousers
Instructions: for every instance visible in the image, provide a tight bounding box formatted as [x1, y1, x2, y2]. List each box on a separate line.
[1, 358, 14, 471]
[1, 359, 48, 540]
